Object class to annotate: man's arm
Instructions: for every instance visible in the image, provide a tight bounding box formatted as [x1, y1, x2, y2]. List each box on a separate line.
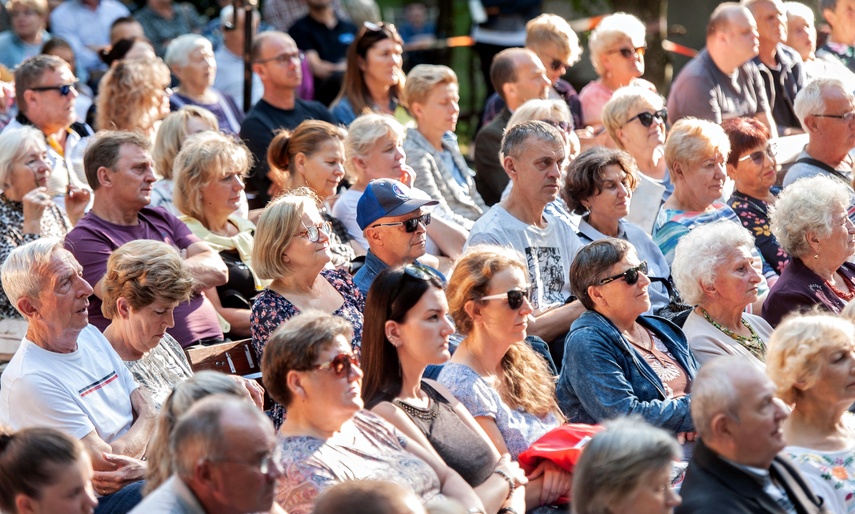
[81, 387, 156, 461]
[184, 241, 228, 290]
[527, 300, 586, 344]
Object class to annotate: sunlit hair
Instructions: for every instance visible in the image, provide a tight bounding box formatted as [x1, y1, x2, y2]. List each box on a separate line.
[707, 3, 747, 38]
[508, 98, 572, 130]
[526, 13, 583, 66]
[144, 371, 245, 494]
[572, 417, 681, 514]
[267, 120, 346, 191]
[562, 146, 639, 215]
[672, 220, 756, 305]
[101, 240, 194, 319]
[13, 54, 67, 115]
[173, 131, 251, 220]
[588, 13, 646, 75]
[164, 34, 211, 68]
[152, 106, 219, 179]
[252, 187, 322, 280]
[448, 245, 563, 419]
[0, 126, 46, 189]
[601, 86, 666, 147]
[6, 0, 47, 16]
[96, 57, 171, 134]
[332, 23, 406, 119]
[569, 238, 634, 311]
[767, 313, 855, 404]
[1, 238, 64, 315]
[690, 356, 749, 439]
[314, 480, 422, 514]
[261, 310, 354, 407]
[361, 267, 445, 409]
[83, 130, 151, 191]
[664, 117, 731, 174]
[721, 117, 770, 168]
[404, 64, 457, 107]
[769, 174, 849, 258]
[794, 77, 848, 129]
[344, 113, 403, 182]
[0, 427, 88, 512]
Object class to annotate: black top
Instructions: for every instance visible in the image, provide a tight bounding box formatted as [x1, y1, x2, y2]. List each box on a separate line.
[216, 249, 258, 310]
[288, 14, 357, 65]
[395, 381, 495, 486]
[239, 98, 335, 205]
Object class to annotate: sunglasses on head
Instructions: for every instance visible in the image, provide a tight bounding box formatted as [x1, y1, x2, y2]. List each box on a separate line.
[625, 109, 667, 128]
[296, 221, 333, 243]
[402, 263, 444, 283]
[311, 353, 360, 378]
[370, 213, 431, 233]
[29, 81, 78, 96]
[738, 142, 777, 166]
[609, 46, 646, 58]
[540, 119, 573, 134]
[481, 286, 533, 310]
[599, 261, 649, 286]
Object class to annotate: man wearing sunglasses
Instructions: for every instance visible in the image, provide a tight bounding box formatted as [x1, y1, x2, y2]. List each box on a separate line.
[469, 121, 584, 365]
[353, 178, 441, 296]
[2, 54, 93, 208]
[667, 3, 777, 137]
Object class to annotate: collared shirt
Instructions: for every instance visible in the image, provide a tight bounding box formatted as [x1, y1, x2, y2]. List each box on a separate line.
[49, 0, 129, 73]
[353, 251, 444, 297]
[0, 29, 51, 70]
[129, 475, 206, 514]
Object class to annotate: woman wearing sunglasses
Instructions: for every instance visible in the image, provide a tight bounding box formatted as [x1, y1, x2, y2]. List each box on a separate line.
[264, 311, 484, 514]
[173, 131, 266, 340]
[579, 13, 657, 143]
[437, 245, 572, 509]
[251, 188, 364, 429]
[722, 116, 790, 275]
[562, 147, 671, 316]
[557, 238, 698, 438]
[360, 265, 528, 514]
[330, 22, 409, 127]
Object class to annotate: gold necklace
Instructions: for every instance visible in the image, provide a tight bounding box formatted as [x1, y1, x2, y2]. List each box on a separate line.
[699, 307, 766, 360]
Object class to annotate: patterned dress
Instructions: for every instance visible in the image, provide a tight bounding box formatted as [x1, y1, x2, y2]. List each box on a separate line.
[728, 187, 790, 275]
[250, 267, 364, 428]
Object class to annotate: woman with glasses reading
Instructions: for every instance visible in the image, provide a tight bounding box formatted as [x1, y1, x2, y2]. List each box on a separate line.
[361, 265, 528, 514]
[437, 245, 573, 509]
[557, 238, 698, 438]
[250, 188, 364, 429]
[723, 116, 790, 275]
[265, 311, 484, 514]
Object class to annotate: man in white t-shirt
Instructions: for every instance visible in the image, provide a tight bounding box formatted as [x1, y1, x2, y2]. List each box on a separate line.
[468, 121, 584, 364]
[0, 238, 155, 511]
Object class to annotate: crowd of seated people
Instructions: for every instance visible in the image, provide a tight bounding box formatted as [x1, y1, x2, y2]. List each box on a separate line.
[6, 0, 855, 513]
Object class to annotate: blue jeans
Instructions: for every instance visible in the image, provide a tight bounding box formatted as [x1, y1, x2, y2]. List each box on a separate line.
[94, 480, 144, 514]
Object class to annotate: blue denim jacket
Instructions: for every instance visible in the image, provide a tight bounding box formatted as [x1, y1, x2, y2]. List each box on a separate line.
[557, 311, 698, 433]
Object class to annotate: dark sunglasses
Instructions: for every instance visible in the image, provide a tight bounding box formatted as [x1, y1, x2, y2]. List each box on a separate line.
[296, 221, 332, 243]
[738, 142, 777, 166]
[625, 109, 667, 128]
[371, 213, 431, 233]
[599, 261, 649, 286]
[548, 58, 567, 71]
[481, 286, 533, 310]
[540, 119, 573, 133]
[609, 46, 646, 58]
[311, 353, 360, 378]
[29, 81, 78, 96]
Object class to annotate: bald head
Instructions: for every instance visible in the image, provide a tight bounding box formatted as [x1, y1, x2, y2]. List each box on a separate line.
[490, 47, 550, 108]
[251, 31, 295, 63]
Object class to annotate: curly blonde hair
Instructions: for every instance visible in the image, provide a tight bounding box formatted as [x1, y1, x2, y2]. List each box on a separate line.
[448, 245, 563, 419]
[96, 58, 171, 135]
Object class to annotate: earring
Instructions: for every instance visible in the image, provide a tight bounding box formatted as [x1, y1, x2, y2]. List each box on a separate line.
[815, 254, 819, 260]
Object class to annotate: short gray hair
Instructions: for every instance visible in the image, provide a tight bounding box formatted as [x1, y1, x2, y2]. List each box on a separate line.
[572, 417, 681, 514]
[770, 174, 849, 258]
[690, 356, 747, 439]
[784, 1, 814, 25]
[794, 78, 848, 129]
[14, 54, 68, 115]
[1, 238, 64, 315]
[672, 220, 756, 305]
[164, 34, 211, 68]
[588, 13, 646, 75]
[507, 99, 572, 130]
[0, 126, 46, 189]
[500, 120, 564, 160]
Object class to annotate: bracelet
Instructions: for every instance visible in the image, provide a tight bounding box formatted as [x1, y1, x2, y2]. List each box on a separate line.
[493, 469, 515, 501]
[498, 508, 519, 514]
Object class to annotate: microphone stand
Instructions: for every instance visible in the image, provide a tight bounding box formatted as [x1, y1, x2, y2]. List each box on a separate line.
[223, 0, 256, 113]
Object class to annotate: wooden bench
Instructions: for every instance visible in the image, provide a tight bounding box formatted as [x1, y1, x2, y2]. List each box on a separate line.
[183, 339, 259, 376]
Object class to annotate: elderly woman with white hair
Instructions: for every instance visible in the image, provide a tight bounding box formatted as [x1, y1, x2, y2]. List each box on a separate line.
[763, 174, 855, 326]
[572, 417, 682, 514]
[165, 34, 244, 135]
[767, 314, 855, 514]
[672, 221, 773, 370]
[0, 127, 88, 335]
[785, 2, 855, 89]
[578, 13, 657, 133]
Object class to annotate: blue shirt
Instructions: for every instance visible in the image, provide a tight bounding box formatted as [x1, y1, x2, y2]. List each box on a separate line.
[0, 30, 51, 70]
[353, 251, 444, 297]
[49, 0, 129, 73]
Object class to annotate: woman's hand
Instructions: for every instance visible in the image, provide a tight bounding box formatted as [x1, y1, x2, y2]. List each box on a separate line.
[65, 185, 91, 226]
[527, 460, 572, 506]
[495, 454, 528, 486]
[21, 187, 51, 234]
[677, 431, 697, 444]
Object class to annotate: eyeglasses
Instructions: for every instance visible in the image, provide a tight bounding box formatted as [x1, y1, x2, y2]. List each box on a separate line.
[738, 142, 777, 165]
[608, 46, 646, 58]
[540, 119, 573, 134]
[370, 213, 431, 233]
[212, 446, 283, 475]
[295, 221, 332, 243]
[29, 81, 78, 96]
[481, 286, 533, 310]
[545, 57, 569, 71]
[255, 51, 304, 65]
[624, 109, 667, 128]
[311, 353, 361, 378]
[812, 112, 855, 123]
[599, 261, 649, 286]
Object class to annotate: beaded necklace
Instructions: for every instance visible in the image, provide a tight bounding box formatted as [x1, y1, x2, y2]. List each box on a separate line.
[825, 273, 855, 301]
[698, 307, 766, 360]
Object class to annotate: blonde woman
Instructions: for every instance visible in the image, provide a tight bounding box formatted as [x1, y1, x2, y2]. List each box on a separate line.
[95, 57, 172, 138]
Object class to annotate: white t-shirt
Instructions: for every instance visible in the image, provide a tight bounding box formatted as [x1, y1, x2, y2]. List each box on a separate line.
[466, 204, 583, 312]
[0, 324, 138, 441]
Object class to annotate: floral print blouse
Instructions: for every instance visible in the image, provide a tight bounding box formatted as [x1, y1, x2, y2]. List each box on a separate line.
[728, 187, 790, 275]
[250, 267, 364, 428]
[785, 433, 855, 513]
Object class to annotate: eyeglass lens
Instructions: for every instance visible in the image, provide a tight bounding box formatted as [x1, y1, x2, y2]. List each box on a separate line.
[404, 214, 431, 233]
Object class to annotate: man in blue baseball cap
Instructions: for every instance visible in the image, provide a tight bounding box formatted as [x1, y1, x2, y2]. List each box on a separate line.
[353, 178, 441, 295]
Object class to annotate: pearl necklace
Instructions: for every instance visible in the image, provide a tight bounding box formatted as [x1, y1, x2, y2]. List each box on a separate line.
[699, 307, 766, 360]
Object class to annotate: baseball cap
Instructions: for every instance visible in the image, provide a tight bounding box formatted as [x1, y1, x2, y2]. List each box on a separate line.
[356, 179, 438, 231]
